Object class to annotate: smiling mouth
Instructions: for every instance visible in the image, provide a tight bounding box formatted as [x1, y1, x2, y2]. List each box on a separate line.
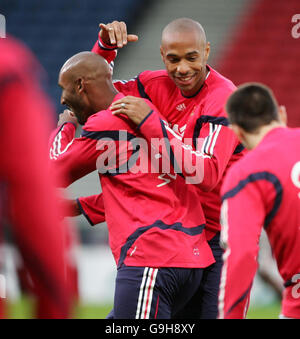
[174, 74, 196, 86]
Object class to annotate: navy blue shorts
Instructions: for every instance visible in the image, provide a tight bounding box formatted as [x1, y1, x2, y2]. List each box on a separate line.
[172, 232, 224, 319]
[109, 265, 204, 319]
[107, 233, 223, 319]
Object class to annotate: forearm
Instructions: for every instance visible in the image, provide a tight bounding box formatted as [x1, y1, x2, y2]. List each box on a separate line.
[218, 246, 257, 318]
[138, 110, 228, 190]
[49, 123, 98, 187]
[219, 179, 265, 318]
[77, 194, 106, 226]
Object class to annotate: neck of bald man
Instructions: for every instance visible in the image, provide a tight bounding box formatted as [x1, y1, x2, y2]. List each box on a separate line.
[88, 79, 118, 113]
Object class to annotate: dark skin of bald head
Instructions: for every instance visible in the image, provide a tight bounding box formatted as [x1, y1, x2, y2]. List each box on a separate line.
[58, 52, 118, 125]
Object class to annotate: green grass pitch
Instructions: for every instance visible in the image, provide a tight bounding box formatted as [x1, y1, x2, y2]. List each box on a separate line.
[5, 296, 281, 319]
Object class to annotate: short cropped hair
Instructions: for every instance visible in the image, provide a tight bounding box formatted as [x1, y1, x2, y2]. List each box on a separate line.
[226, 83, 279, 133]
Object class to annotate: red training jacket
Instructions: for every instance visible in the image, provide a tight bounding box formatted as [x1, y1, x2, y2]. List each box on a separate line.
[49, 93, 215, 268]
[78, 36, 245, 240]
[219, 127, 300, 319]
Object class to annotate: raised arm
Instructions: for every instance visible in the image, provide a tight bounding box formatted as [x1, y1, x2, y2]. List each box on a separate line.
[91, 21, 142, 96]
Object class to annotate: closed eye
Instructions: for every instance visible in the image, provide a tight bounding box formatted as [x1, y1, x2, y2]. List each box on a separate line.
[186, 53, 199, 62]
[168, 57, 180, 63]
[187, 56, 197, 62]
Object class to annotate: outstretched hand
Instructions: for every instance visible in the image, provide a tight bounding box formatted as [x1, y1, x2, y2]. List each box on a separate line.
[99, 21, 138, 48]
[110, 96, 152, 126]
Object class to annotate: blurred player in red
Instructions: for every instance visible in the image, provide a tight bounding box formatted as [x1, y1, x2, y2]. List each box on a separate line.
[0, 37, 71, 318]
[218, 83, 300, 319]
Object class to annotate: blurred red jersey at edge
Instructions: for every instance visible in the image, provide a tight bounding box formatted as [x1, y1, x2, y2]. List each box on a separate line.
[0, 37, 71, 318]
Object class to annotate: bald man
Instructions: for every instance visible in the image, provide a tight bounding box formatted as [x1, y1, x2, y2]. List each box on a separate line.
[50, 51, 216, 319]
[68, 18, 244, 319]
[160, 18, 210, 97]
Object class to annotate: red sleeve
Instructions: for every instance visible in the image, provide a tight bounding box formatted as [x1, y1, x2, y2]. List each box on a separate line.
[138, 107, 240, 191]
[218, 167, 265, 319]
[48, 110, 132, 188]
[0, 51, 71, 318]
[91, 34, 118, 66]
[49, 107, 138, 226]
[49, 122, 99, 187]
[91, 34, 145, 97]
[77, 194, 106, 226]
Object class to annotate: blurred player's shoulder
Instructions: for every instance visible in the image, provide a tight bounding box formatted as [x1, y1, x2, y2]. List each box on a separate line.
[0, 36, 38, 75]
[221, 133, 268, 191]
[226, 138, 270, 182]
[256, 127, 300, 169]
[0, 36, 45, 99]
[223, 127, 300, 193]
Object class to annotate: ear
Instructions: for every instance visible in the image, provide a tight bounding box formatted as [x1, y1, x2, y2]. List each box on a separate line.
[160, 46, 165, 63]
[205, 42, 210, 62]
[75, 78, 84, 94]
[278, 105, 288, 126]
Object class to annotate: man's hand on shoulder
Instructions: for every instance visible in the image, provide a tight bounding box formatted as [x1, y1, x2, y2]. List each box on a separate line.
[58, 109, 79, 128]
[110, 96, 152, 126]
[99, 21, 138, 48]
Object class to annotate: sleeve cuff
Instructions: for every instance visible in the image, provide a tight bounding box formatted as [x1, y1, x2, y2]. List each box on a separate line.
[98, 35, 118, 50]
[56, 121, 77, 132]
[137, 110, 153, 130]
[76, 198, 95, 226]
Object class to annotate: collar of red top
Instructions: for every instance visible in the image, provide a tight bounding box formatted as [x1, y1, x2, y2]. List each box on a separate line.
[180, 65, 211, 99]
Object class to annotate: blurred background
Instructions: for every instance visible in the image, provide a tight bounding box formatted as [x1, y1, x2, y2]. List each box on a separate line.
[1, 0, 299, 318]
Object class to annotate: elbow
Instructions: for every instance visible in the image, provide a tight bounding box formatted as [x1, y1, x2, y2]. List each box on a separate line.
[184, 177, 216, 192]
[198, 181, 218, 192]
[189, 166, 222, 191]
[194, 177, 219, 192]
